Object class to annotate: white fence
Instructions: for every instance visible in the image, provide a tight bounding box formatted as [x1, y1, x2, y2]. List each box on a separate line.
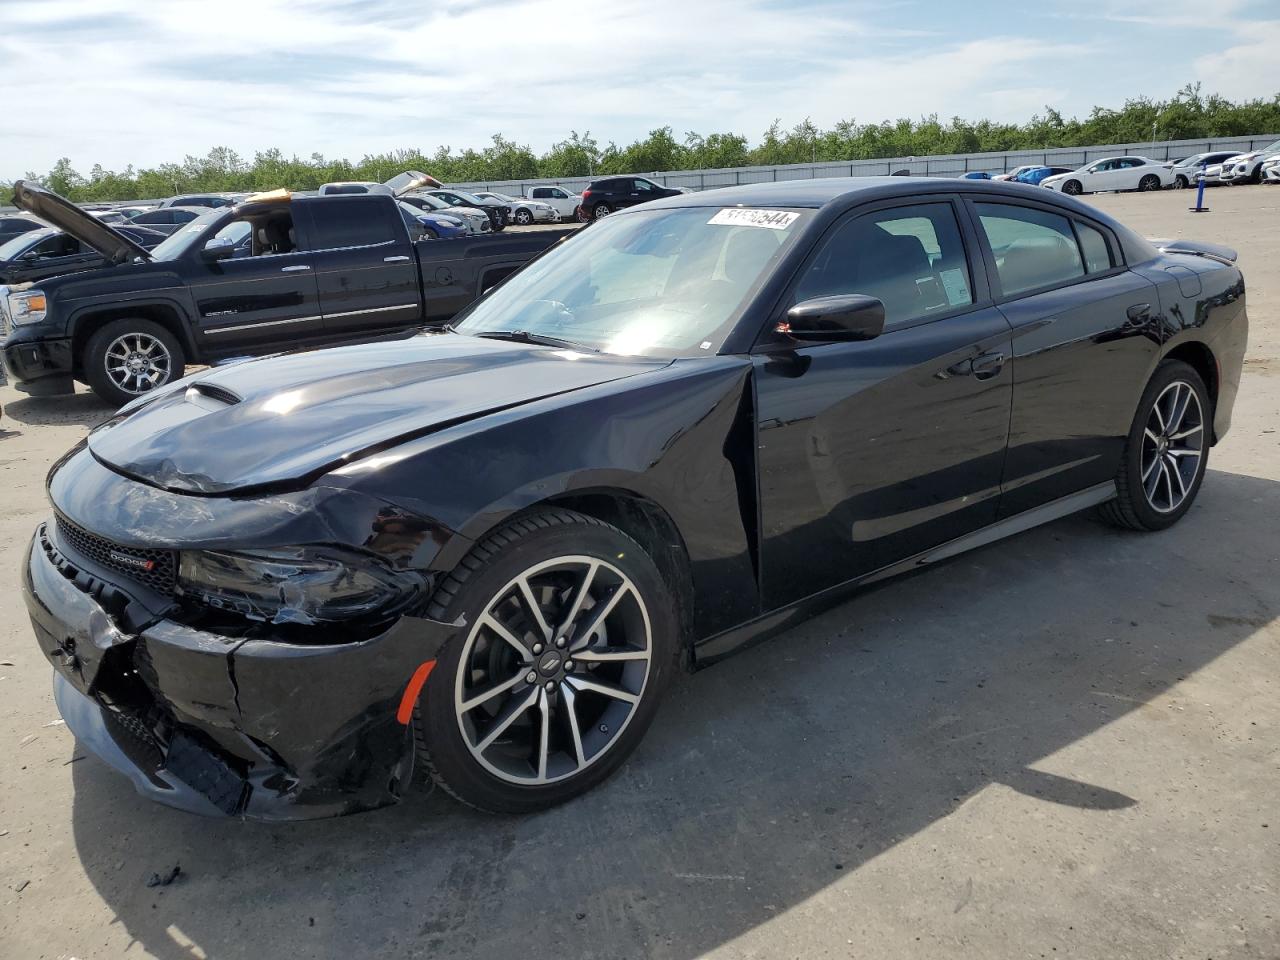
[456, 133, 1280, 197]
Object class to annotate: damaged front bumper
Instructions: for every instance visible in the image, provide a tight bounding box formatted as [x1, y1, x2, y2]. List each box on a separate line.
[24, 526, 459, 820]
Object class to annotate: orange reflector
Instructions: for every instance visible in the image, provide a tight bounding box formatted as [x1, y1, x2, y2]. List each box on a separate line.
[396, 660, 437, 725]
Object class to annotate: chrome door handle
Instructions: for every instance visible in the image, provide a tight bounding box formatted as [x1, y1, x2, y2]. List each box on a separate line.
[281, 265, 311, 273]
[384, 255, 411, 263]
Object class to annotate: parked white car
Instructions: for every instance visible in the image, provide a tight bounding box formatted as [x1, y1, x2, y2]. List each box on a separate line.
[1221, 140, 1280, 184]
[1169, 151, 1245, 189]
[1198, 162, 1228, 186]
[1040, 156, 1174, 195]
[470, 192, 560, 225]
[1262, 155, 1280, 184]
[524, 185, 582, 220]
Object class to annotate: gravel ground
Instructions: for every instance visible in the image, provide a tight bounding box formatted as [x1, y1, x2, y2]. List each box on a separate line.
[0, 183, 1277, 960]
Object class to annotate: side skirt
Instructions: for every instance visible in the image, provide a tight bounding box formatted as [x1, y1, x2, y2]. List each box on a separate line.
[693, 481, 1117, 665]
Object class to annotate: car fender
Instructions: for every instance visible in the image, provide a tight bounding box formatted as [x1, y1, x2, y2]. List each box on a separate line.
[326, 357, 763, 639]
[67, 291, 199, 360]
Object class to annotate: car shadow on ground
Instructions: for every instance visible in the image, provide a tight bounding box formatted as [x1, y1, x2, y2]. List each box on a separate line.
[2, 392, 116, 429]
[65, 469, 1277, 960]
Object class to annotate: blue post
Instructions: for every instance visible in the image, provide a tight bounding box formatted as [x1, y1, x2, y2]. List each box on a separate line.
[1190, 163, 1209, 212]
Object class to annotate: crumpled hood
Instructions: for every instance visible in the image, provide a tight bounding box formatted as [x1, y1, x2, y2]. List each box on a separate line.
[88, 334, 665, 495]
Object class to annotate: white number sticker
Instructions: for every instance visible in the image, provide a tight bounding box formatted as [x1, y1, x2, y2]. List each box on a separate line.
[707, 208, 799, 230]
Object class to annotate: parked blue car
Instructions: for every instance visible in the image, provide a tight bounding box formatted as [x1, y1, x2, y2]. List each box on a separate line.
[1014, 165, 1076, 186]
[960, 171, 993, 179]
[397, 202, 468, 240]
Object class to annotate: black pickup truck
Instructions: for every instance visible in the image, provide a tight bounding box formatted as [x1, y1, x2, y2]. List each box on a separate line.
[1, 182, 572, 404]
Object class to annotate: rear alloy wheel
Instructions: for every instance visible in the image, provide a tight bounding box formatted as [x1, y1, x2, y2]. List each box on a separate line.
[84, 318, 185, 407]
[416, 509, 678, 813]
[592, 202, 612, 219]
[1139, 174, 1161, 192]
[514, 208, 533, 226]
[1062, 179, 1082, 195]
[1100, 360, 1210, 531]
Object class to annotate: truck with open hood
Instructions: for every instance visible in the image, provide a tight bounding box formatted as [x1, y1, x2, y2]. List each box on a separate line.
[1, 176, 572, 405]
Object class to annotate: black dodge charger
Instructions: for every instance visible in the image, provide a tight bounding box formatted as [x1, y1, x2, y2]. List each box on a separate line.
[23, 177, 1247, 819]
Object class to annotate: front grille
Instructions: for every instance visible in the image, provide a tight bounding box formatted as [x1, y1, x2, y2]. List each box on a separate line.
[55, 513, 177, 595]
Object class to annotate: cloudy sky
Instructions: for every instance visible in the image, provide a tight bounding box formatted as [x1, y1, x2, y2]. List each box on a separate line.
[2, 0, 1277, 179]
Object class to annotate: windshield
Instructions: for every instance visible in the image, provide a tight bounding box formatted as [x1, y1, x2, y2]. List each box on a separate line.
[0, 228, 53, 260]
[449, 190, 487, 205]
[453, 205, 807, 358]
[148, 208, 228, 260]
[1260, 138, 1280, 155]
[413, 194, 451, 211]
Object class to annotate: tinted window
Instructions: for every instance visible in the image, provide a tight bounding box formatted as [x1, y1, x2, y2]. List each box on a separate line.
[306, 198, 399, 249]
[795, 202, 973, 329]
[634, 179, 656, 192]
[975, 202, 1084, 297]
[530, 188, 549, 198]
[1076, 222, 1112, 273]
[171, 210, 200, 223]
[30, 234, 82, 258]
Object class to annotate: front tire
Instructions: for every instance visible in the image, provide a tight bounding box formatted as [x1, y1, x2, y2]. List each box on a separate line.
[1100, 360, 1210, 531]
[415, 509, 679, 813]
[1062, 179, 1083, 196]
[83, 318, 185, 407]
[1174, 174, 1189, 189]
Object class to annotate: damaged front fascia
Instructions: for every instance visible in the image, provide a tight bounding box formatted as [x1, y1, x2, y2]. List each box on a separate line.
[136, 612, 461, 819]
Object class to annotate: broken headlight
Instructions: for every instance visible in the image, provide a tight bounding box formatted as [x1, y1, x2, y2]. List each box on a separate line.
[176, 547, 421, 625]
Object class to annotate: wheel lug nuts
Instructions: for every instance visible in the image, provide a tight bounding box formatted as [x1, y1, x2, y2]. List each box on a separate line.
[555, 637, 567, 649]
[532, 643, 543, 655]
[564, 660, 575, 672]
[544, 680, 556, 691]
[526, 671, 537, 684]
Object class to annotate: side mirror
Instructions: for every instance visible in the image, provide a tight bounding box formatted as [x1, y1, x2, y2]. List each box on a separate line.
[779, 295, 885, 343]
[201, 237, 236, 262]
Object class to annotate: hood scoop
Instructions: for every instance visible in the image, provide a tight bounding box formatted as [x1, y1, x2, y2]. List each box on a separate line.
[185, 383, 242, 410]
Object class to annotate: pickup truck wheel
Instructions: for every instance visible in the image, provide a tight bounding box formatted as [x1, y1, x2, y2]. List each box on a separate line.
[514, 208, 534, 226]
[84, 318, 185, 407]
[415, 508, 679, 813]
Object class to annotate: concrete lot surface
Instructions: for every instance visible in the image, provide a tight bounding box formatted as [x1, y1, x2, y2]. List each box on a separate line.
[1, 185, 1277, 960]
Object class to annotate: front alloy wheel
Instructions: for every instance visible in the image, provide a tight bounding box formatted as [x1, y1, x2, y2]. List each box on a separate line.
[454, 556, 652, 785]
[84, 317, 186, 407]
[1062, 179, 1083, 195]
[416, 509, 677, 812]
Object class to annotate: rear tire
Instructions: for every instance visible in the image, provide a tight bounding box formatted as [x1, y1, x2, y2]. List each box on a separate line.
[1062, 179, 1082, 196]
[1139, 174, 1160, 192]
[592, 202, 611, 219]
[415, 508, 679, 813]
[1099, 360, 1210, 532]
[514, 208, 533, 226]
[84, 318, 185, 407]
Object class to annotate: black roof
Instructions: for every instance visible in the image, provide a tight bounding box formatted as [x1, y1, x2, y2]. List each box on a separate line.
[641, 175, 1078, 210]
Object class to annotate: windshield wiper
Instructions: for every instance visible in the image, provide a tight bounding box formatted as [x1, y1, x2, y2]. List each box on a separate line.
[472, 330, 597, 352]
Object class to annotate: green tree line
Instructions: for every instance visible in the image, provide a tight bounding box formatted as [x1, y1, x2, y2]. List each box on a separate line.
[6, 84, 1278, 202]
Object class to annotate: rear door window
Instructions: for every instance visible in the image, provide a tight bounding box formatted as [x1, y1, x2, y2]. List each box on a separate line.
[304, 198, 400, 250]
[794, 202, 974, 330]
[974, 202, 1085, 297]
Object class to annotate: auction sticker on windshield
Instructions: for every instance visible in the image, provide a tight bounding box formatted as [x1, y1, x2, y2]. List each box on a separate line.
[707, 208, 799, 229]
